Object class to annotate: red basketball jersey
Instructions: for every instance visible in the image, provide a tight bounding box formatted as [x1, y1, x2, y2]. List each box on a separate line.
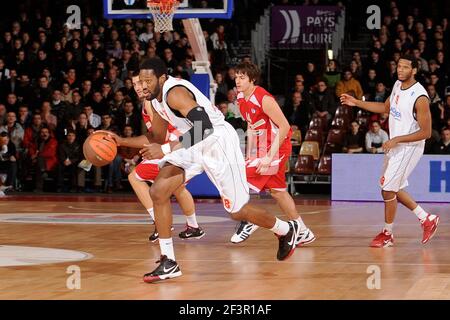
[237, 86, 292, 159]
[142, 101, 179, 142]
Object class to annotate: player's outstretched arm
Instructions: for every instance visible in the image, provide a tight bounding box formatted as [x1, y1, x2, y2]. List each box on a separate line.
[340, 94, 390, 114]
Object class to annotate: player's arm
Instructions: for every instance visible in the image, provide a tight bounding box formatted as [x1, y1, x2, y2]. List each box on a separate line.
[261, 95, 290, 161]
[340, 94, 390, 114]
[382, 96, 431, 153]
[166, 86, 214, 149]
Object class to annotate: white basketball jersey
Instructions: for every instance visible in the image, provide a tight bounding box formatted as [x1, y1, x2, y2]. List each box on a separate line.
[389, 80, 429, 144]
[151, 76, 225, 135]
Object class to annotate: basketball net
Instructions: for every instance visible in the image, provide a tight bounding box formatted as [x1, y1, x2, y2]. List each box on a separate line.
[147, 0, 180, 33]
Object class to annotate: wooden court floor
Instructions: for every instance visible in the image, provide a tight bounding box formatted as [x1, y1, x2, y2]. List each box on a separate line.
[0, 194, 449, 300]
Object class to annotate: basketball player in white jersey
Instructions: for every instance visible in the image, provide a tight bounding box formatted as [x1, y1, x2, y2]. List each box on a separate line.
[109, 74, 205, 242]
[340, 54, 439, 248]
[136, 58, 302, 282]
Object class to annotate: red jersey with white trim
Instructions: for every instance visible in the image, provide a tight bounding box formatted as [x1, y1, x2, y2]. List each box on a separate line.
[141, 100, 179, 142]
[237, 86, 292, 160]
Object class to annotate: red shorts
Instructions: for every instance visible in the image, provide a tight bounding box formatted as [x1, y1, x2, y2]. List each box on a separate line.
[246, 154, 289, 192]
[134, 159, 160, 182]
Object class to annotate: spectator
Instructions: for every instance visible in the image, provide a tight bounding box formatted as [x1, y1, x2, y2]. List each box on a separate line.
[217, 101, 246, 130]
[215, 72, 228, 102]
[342, 121, 365, 153]
[373, 82, 390, 103]
[73, 112, 91, 143]
[336, 69, 364, 100]
[226, 89, 242, 119]
[23, 113, 43, 153]
[324, 59, 341, 88]
[0, 132, 17, 189]
[285, 91, 312, 139]
[115, 99, 141, 133]
[83, 105, 101, 129]
[362, 69, 378, 99]
[29, 126, 58, 192]
[51, 90, 68, 125]
[17, 105, 31, 128]
[107, 68, 124, 93]
[0, 104, 6, 126]
[225, 67, 236, 90]
[5, 93, 19, 113]
[311, 80, 337, 121]
[139, 22, 155, 44]
[304, 62, 318, 91]
[41, 101, 57, 130]
[163, 47, 178, 76]
[432, 127, 450, 154]
[61, 82, 73, 103]
[0, 112, 24, 152]
[64, 90, 84, 125]
[57, 130, 81, 192]
[365, 120, 389, 154]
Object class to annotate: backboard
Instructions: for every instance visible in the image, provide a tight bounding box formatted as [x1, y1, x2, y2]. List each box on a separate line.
[104, 0, 234, 19]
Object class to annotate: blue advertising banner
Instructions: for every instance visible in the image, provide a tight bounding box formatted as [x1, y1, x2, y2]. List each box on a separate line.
[332, 154, 450, 202]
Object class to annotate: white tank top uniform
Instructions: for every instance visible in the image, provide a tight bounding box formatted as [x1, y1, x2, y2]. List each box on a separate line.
[153, 76, 250, 213]
[380, 80, 429, 192]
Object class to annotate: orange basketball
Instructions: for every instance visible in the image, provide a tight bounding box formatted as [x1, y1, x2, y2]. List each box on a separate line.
[83, 131, 117, 167]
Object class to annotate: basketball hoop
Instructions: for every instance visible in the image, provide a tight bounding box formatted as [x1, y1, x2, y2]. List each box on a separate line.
[147, 0, 180, 33]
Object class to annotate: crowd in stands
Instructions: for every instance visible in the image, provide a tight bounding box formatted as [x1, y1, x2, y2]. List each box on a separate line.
[0, 0, 449, 193]
[281, 0, 450, 177]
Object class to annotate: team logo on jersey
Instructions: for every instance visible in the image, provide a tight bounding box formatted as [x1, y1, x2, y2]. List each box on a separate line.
[395, 94, 399, 105]
[380, 176, 385, 186]
[223, 197, 232, 210]
[411, 91, 415, 97]
[251, 108, 256, 114]
[390, 106, 401, 120]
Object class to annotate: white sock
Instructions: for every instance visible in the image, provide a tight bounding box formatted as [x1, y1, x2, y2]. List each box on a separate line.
[384, 223, 394, 234]
[296, 217, 307, 231]
[270, 217, 290, 236]
[159, 238, 175, 261]
[413, 205, 428, 221]
[185, 212, 199, 228]
[147, 208, 155, 221]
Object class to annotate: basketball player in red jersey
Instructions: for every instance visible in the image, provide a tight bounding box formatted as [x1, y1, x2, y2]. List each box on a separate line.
[110, 73, 205, 242]
[229, 62, 315, 245]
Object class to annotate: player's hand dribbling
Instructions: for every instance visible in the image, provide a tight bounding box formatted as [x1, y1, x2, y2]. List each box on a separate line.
[101, 131, 123, 146]
[382, 138, 399, 153]
[339, 94, 358, 107]
[140, 143, 164, 160]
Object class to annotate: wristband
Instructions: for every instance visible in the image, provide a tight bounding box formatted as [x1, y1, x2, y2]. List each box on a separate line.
[161, 143, 171, 155]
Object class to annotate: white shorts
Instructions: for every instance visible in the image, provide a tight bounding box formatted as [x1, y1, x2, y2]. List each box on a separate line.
[380, 142, 424, 192]
[159, 122, 250, 213]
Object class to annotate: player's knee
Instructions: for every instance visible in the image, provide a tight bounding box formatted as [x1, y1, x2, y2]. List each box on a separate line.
[381, 189, 397, 200]
[269, 189, 284, 200]
[149, 183, 170, 203]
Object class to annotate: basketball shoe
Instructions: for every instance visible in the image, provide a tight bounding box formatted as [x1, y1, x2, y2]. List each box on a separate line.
[143, 255, 182, 283]
[148, 226, 175, 242]
[179, 225, 206, 240]
[296, 228, 316, 247]
[370, 229, 394, 248]
[421, 214, 440, 244]
[277, 220, 301, 261]
[230, 221, 260, 243]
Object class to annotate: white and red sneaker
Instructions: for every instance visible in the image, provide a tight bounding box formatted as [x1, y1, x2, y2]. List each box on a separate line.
[370, 229, 394, 248]
[421, 214, 440, 244]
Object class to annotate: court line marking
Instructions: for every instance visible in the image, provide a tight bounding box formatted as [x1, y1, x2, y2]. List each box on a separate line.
[89, 257, 450, 267]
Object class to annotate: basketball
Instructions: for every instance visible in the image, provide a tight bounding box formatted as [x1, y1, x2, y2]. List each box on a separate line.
[83, 131, 117, 167]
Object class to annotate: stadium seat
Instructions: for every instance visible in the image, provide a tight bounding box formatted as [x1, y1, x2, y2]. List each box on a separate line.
[305, 128, 323, 147]
[291, 129, 302, 146]
[317, 155, 332, 175]
[295, 155, 315, 174]
[309, 117, 327, 131]
[331, 116, 349, 130]
[335, 105, 352, 120]
[299, 141, 320, 160]
[323, 129, 345, 154]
